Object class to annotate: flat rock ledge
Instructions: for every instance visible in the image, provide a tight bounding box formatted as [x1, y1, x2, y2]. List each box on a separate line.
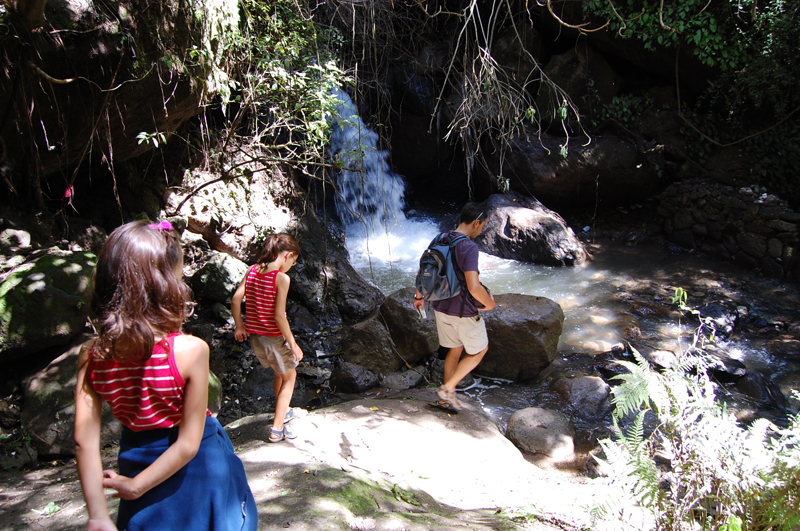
[0, 389, 646, 530]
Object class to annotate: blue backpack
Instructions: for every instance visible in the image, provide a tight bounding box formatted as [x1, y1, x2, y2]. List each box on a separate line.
[415, 233, 469, 302]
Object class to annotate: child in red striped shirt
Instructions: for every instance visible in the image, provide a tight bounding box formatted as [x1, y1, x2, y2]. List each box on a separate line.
[74, 220, 256, 531]
[231, 233, 303, 442]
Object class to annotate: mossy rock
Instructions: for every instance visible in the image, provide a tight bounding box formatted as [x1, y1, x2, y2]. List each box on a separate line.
[0, 248, 96, 362]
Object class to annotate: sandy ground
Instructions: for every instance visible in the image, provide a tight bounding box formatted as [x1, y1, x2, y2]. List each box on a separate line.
[0, 388, 643, 531]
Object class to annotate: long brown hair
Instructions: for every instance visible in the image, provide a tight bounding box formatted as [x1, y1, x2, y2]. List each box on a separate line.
[257, 233, 300, 266]
[91, 220, 190, 361]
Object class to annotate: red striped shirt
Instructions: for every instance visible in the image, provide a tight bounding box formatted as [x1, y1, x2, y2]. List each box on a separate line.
[88, 333, 202, 431]
[244, 265, 283, 337]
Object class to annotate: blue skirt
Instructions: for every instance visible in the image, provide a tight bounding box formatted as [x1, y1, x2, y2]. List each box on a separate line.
[116, 416, 258, 531]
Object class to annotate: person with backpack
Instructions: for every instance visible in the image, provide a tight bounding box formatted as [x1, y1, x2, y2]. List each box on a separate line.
[413, 202, 495, 411]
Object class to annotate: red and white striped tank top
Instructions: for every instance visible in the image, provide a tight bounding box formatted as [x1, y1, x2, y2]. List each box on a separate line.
[244, 265, 283, 337]
[88, 333, 202, 431]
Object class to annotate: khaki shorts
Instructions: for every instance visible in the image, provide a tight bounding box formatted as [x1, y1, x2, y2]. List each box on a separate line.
[250, 335, 298, 374]
[434, 310, 489, 355]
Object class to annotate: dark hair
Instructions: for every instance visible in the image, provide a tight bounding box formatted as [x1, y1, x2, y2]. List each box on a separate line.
[459, 202, 487, 224]
[258, 233, 301, 265]
[91, 220, 190, 361]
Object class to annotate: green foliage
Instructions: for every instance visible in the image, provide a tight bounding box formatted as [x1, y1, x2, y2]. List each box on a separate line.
[582, 1, 800, 123]
[593, 347, 800, 530]
[228, 0, 347, 161]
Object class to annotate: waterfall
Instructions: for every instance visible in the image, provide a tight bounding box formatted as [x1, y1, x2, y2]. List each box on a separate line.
[328, 88, 438, 293]
[329, 88, 406, 232]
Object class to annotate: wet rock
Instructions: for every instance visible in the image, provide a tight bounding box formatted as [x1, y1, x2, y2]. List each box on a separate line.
[552, 376, 612, 420]
[641, 349, 678, 370]
[291, 212, 384, 326]
[380, 367, 427, 391]
[773, 371, 800, 414]
[765, 338, 800, 361]
[329, 361, 379, 393]
[340, 317, 400, 374]
[190, 251, 249, 305]
[735, 372, 788, 410]
[0, 247, 95, 362]
[479, 294, 564, 381]
[379, 287, 439, 365]
[695, 302, 739, 338]
[705, 351, 747, 382]
[476, 193, 587, 266]
[211, 302, 234, 324]
[505, 407, 575, 460]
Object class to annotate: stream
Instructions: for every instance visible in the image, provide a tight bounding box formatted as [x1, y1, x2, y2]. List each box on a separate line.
[344, 213, 800, 431]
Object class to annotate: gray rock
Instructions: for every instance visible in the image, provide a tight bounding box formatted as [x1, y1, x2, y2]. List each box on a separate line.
[479, 294, 563, 381]
[340, 317, 400, 374]
[21, 335, 122, 456]
[381, 367, 427, 391]
[190, 251, 249, 305]
[476, 193, 587, 266]
[0, 247, 95, 362]
[735, 372, 788, 410]
[506, 407, 575, 459]
[552, 376, 612, 419]
[329, 361, 379, 393]
[379, 287, 439, 364]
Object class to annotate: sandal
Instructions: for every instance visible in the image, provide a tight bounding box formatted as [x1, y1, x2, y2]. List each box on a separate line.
[283, 408, 298, 424]
[268, 427, 284, 443]
[283, 424, 297, 440]
[437, 385, 463, 411]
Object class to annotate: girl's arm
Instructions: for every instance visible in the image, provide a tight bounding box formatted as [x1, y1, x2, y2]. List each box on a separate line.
[101, 336, 209, 499]
[231, 276, 249, 341]
[274, 272, 303, 362]
[74, 342, 118, 531]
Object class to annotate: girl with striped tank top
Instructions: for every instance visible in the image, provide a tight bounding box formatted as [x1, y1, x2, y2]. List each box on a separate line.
[74, 220, 257, 531]
[231, 233, 303, 442]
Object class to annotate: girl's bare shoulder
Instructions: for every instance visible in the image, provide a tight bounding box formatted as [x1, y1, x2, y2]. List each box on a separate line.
[173, 334, 209, 359]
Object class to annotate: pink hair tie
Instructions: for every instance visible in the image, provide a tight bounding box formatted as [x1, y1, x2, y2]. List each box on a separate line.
[148, 220, 173, 231]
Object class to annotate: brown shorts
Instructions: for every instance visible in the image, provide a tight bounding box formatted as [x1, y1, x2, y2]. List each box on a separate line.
[250, 335, 298, 374]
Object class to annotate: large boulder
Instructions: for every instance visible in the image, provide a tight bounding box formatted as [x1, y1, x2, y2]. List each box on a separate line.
[339, 317, 400, 375]
[479, 294, 563, 381]
[0, 247, 95, 362]
[381, 289, 563, 382]
[21, 335, 121, 456]
[551, 376, 612, 420]
[379, 287, 440, 364]
[291, 212, 385, 326]
[190, 251, 249, 305]
[480, 129, 666, 209]
[506, 407, 575, 460]
[476, 193, 587, 265]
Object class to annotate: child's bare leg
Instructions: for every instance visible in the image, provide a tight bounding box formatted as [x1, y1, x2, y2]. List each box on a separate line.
[271, 367, 296, 431]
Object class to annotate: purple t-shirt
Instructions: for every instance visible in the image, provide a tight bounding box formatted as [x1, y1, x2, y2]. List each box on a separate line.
[431, 232, 481, 318]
